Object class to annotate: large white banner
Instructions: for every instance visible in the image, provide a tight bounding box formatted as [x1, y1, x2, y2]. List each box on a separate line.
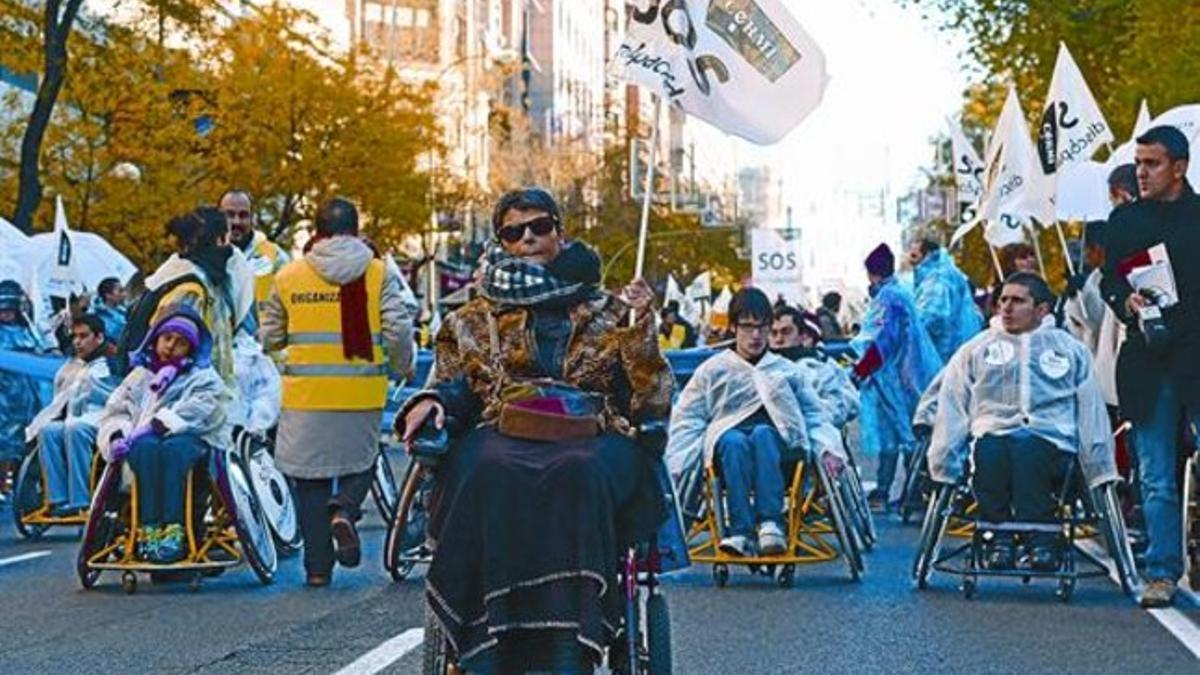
[611, 0, 828, 145]
[751, 228, 803, 306]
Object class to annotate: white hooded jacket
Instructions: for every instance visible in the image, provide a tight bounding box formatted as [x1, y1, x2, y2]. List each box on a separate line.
[927, 323, 1118, 489]
[666, 349, 846, 488]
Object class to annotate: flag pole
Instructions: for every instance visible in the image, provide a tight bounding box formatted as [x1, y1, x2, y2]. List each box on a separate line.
[630, 95, 662, 326]
[1054, 221, 1076, 276]
[1029, 225, 1048, 277]
[988, 245, 1005, 281]
[634, 96, 662, 282]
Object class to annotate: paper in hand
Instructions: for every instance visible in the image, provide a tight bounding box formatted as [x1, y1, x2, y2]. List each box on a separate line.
[1118, 243, 1179, 307]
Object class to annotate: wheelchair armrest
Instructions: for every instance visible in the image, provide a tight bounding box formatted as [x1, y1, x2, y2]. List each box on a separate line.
[635, 419, 669, 458]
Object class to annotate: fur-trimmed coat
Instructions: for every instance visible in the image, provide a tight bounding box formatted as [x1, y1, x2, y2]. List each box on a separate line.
[412, 293, 673, 435]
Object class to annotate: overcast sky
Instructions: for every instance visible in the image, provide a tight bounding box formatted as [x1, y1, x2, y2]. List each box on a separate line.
[687, 0, 970, 292]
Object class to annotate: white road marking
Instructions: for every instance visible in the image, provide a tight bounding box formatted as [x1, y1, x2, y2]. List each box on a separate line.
[0, 551, 51, 568]
[1078, 540, 1200, 659]
[331, 627, 424, 675]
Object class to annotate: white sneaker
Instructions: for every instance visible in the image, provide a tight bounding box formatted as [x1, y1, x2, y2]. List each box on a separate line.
[757, 521, 786, 556]
[719, 534, 752, 557]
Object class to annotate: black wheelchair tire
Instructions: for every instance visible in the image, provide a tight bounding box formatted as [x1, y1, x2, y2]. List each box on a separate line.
[224, 451, 277, 586]
[913, 485, 952, 588]
[371, 447, 399, 524]
[900, 448, 927, 525]
[841, 466, 876, 550]
[13, 450, 47, 541]
[818, 464, 862, 581]
[1186, 457, 1200, 592]
[1093, 482, 1139, 598]
[646, 592, 672, 675]
[384, 460, 425, 582]
[422, 601, 451, 675]
[76, 464, 122, 590]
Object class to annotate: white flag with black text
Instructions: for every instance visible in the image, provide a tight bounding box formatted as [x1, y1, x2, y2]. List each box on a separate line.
[611, 0, 828, 145]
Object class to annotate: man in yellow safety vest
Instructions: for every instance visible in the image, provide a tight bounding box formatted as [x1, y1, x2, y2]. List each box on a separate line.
[260, 197, 416, 587]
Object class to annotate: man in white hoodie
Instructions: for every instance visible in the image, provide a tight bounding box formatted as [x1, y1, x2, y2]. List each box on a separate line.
[927, 273, 1117, 572]
[260, 198, 416, 586]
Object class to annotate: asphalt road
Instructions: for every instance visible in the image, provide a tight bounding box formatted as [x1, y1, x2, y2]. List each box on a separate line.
[2, 459, 1199, 675]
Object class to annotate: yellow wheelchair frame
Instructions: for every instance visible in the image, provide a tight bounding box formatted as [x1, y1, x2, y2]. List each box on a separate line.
[78, 453, 276, 593]
[686, 455, 863, 587]
[14, 452, 104, 535]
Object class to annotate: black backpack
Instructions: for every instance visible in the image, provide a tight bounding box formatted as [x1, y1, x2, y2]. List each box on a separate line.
[113, 273, 202, 376]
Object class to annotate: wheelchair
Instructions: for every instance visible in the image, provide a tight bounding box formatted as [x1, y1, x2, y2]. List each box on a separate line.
[236, 429, 302, 555]
[1185, 444, 1200, 590]
[912, 455, 1139, 602]
[684, 448, 870, 587]
[371, 441, 401, 524]
[76, 444, 277, 593]
[11, 440, 103, 539]
[389, 419, 682, 675]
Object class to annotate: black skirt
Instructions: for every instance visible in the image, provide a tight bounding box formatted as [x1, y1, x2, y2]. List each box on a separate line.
[425, 425, 664, 670]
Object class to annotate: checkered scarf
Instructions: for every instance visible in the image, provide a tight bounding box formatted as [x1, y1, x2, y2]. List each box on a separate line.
[479, 240, 601, 307]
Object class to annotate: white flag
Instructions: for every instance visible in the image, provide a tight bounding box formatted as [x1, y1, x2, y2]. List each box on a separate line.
[983, 214, 1030, 249]
[664, 274, 699, 326]
[1037, 43, 1113, 178]
[978, 86, 1054, 228]
[948, 118, 985, 206]
[685, 271, 712, 300]
[610, 0, 827, 145]
[47, 196, 82, 299]
[1107, 99, 1153, 170]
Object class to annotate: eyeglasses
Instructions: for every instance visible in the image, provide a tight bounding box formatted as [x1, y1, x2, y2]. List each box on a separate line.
[735, 322, 770, 335]
[497, 216, 558, 243]
[221, 209, 252, 220]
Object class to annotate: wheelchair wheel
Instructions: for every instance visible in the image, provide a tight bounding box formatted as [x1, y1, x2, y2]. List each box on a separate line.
[239, 437, 301, 555]
[818, 463, 862, 581]
[645, 591, 672, 675]
[384, 460, 432, 582]
[12, 450, 47, 540]
[76, 463, 123, 590]
[900, 446, 928, 525]
[1093, 481, 1139, 597]
[1184, 456, 1200, 591]
[371, 447, 399, 524]
[422, 600, 452, 675]
[840, 464, 876, 550]
[223, 450, 277, 585]
[913, 484, 952, 589]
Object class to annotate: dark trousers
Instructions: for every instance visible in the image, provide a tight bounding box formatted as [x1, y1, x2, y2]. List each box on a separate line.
[126, 433, 208, 527]
[292, 470, 373, 575]
[972, 432, 1069, 546]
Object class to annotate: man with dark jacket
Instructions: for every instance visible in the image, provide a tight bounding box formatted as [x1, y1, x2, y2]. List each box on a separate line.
[1100, 125, 1200, 608]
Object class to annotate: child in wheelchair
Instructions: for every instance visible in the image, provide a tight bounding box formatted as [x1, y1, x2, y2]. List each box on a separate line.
[926, 273, 1119, 572]
[24, 315, 115, 517]
[97, 305, 230, 564]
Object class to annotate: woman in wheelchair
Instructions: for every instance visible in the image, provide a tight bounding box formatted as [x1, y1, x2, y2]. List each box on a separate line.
[97, 305, 229, 564]
[398, 188, 673, 674]
[927, 273, 1119, 571]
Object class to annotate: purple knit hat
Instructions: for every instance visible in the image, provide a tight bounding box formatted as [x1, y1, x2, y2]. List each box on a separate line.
[155, 315, 202, 352]
[864, 243, 895, 277]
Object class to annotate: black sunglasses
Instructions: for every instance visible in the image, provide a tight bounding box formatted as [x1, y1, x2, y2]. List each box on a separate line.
[497, 216, 558, 243]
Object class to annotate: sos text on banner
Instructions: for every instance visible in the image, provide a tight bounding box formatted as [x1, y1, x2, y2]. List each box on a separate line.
[751, 228, 804, 307]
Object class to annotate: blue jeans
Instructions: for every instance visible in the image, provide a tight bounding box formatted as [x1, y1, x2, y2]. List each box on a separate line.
[125, 433, 209, 527]
[1133, 380, 1200, 581]
[716, 424, 787, 537]
[39, 420, 97, 510]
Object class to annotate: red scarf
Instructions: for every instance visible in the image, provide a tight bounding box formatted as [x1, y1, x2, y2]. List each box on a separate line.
[305, 234, 376, 362]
